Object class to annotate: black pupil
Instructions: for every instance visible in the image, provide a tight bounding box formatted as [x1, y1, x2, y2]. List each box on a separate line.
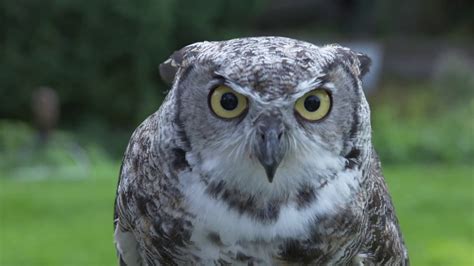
[220, 92, 238, 110]
[304, 95, 320, 112]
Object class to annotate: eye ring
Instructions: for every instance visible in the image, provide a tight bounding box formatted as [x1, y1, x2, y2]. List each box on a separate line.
[294, 89, 332, 121]
[208, 85, 248, 119]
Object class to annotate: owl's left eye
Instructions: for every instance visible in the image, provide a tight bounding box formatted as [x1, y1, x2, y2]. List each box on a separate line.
[209, 85, 248, 119]
[294, 89, 331, 121]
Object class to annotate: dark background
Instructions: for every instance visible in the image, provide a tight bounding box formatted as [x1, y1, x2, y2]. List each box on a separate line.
[1, 0, 472, 158]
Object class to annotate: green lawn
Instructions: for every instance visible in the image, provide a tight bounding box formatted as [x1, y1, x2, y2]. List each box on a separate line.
[385, 164, 474, 266]
[0, 163, 473, 265]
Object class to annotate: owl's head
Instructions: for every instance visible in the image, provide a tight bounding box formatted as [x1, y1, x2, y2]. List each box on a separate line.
[160, 37, 372, 195]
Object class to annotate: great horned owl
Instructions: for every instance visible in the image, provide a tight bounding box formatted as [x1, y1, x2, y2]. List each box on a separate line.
[113, 37, 409, 265]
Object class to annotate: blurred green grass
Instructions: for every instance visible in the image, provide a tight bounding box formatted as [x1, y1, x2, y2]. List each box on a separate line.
[386, 164, 474, 266]
[0, 163, 118, 266]
[0, 162, 472, 265]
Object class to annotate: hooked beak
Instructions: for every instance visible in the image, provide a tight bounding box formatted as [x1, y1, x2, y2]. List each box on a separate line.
[255, 116, 286, 183]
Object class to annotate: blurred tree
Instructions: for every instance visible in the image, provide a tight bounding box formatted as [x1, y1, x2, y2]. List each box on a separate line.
[255, 0, 473, 38]
[1, 0, 472, 131]
[32, 86, 59, 143]
[0, 0, 263, 128]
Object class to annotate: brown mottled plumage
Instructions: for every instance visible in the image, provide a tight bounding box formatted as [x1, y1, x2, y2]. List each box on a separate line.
[114, 37, 409, 265]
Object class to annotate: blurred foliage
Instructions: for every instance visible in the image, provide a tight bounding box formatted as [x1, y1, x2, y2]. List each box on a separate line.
[1, 0, 472, 162]
[255, 0, 473, 39]
[0, 0, 264, 127]
[368, 0, 474, 37]
[0, 119, 111, 180]
[371, 57, 474, 164]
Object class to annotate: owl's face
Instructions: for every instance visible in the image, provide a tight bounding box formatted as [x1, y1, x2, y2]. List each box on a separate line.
[163, 37, 371, 195]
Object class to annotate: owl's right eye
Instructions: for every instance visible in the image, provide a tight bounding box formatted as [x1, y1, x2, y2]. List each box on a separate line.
[209, 85, 248, 119]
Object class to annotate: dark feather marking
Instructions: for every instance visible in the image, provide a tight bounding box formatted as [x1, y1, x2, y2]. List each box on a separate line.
[357, 53, 372, 78]
[236, 251, 253, 262]
[174, 65, 195, 150]
[345, 148, 361, 169]
[217, 258, 231, 265]
[133, 193, 193, 264]
[279, 205, 363, 264]
[132, 156, 140, 172]
[135, 194, 149, 216]
[255, 198, 281, 222]
[295, 49, 307, 58]
[207, 232, 223, 246]
[278, 239, 321, 264]
[119, 255, 127, 266]
[222, 189, 258, 216]
[176, 64, 194, 86]
[295, 184, 316, 209]
[348, 102, 360, 138]
[318, 73, 330, 85]
[206, 180, 226, 197]
[244, 50, 256, 57]
[150, 215, 193, 264]
[159, 49, 185, 85]
[172, 148, 189, 170]
[206, 184, 285, 223]
[145, 256, 156, 266]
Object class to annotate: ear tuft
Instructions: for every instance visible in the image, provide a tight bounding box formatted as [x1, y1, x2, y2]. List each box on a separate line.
[159, 50, 185, 85]
[357, 53, 372, 78]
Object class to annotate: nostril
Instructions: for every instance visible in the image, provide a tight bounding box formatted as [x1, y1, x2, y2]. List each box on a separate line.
[278, 132, 283, 140]
[260, 133, 265, 140]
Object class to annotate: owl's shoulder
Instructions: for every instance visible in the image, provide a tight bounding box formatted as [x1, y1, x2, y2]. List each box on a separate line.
[114, 109, 195, 264]
[358, 149, 409, 264]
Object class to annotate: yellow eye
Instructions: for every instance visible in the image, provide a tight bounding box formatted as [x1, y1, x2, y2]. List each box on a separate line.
[294, 89, 331, 121]
[209, 85, 248, 119]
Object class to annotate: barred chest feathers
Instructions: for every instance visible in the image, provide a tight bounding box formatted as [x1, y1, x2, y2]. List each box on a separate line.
[179, 148, 366, 264]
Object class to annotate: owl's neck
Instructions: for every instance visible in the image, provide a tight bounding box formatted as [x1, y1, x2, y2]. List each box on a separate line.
[177, 149, 365, 241]
[179, 143, 367, 218]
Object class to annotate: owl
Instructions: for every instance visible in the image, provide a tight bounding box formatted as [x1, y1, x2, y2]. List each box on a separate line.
[113, 37, 409, 265]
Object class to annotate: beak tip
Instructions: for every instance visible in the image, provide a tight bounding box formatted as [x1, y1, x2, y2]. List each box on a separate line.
[264, 166, 277, 183]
